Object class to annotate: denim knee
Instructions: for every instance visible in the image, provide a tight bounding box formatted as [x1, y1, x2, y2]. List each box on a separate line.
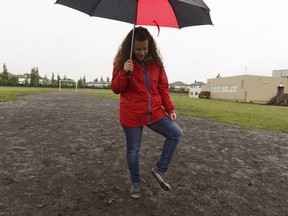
[174, 127, 183, 140]
[127, 145, 140, 156]
[168, 121, 183, 141]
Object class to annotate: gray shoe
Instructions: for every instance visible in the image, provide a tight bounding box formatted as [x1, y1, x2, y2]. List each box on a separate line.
[151, 168, 172, 191]
[130, 183, 141, 199]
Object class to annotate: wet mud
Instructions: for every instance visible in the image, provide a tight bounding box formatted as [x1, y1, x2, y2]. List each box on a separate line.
[0, 91, 287, 216]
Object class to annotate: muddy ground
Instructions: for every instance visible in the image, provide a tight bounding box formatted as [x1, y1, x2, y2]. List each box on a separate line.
[0, 91, 288, 216]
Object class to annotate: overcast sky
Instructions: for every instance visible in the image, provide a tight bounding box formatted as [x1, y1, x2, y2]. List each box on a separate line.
[1, 0, 288, 84]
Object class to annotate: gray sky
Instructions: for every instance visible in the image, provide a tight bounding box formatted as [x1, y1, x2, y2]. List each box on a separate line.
[1, 0, 288, 83]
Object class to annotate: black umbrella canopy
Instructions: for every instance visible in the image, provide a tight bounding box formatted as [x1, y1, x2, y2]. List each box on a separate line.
[55, 0, 136, 24]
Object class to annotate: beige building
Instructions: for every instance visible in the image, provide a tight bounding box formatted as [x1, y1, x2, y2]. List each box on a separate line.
[204, 75, 288, 104]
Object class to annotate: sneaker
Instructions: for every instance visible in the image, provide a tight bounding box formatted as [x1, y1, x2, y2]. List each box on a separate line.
[130, 183, 141, 199]
[151, 168, 172, 191]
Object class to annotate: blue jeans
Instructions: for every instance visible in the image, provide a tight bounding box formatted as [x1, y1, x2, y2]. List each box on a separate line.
[123, 116, 183, 184]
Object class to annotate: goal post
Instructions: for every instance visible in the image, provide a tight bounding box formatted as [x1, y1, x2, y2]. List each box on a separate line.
[59, 80, 78, 92]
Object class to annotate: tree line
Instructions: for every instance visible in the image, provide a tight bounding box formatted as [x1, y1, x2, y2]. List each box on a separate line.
[1, 63, 186, 92]
[0, 64, 111, 88]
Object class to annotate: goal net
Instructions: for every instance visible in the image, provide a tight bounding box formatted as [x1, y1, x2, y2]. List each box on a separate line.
[59, 80, 78, 92]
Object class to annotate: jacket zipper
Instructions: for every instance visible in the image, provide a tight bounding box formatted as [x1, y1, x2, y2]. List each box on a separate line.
[142, 65, 151, 124]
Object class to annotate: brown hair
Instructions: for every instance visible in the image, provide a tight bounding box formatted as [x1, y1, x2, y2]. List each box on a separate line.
[113, 26, 163, 72]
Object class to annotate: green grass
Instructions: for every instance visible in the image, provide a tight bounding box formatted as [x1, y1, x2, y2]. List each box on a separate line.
[170, 94, 288, 132]
[1, 87, 287, 132]
[0, 86, 58, 102]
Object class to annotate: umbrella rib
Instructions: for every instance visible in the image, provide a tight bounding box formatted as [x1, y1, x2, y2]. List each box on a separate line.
[89, 0, 103, 16]
[129, 1, 139, 59]
[168, 0, 181, 28]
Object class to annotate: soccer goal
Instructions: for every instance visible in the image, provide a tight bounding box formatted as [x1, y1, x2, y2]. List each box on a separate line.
[59, 80, 78, 92]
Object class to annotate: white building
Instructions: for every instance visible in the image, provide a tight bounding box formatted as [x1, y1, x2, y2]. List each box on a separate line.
[86, 81, 111, 88]
[189, 81, 206, 98]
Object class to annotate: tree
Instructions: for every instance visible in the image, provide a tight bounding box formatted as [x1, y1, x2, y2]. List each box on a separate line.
[62, 75, 68, 87]
[180, 87, 186, 93]
[169, 85, 176, 92]
[78, 77, 83, 87]
[24, 73, 30, 86]
[43, 75, 49, 87]
[51, 72, 57, 87]
[106, 77, 110, 82]
[57, 74, 61, 87]
[30, 67, 40, 87]
[0, 64, 18, 86]
[0, 64, 9, 85]
[83, 76, 86, 86]
[9, 76, 18, 86]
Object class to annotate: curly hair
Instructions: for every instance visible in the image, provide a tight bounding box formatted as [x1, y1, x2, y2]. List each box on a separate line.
[113, 26, 164, 72]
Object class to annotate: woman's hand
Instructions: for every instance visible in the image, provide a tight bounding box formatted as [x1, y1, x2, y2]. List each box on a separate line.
[169, 112, 177, 121]
[124, 59, 134, 72]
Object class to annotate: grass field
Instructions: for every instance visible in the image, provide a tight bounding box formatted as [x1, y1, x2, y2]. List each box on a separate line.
[171, 95, 288, 132]
[0, 86, 58, 102]
[1, 86, 287, 132]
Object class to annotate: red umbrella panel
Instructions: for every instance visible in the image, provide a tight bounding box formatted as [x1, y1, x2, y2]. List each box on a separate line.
[136, 0, 212, 28]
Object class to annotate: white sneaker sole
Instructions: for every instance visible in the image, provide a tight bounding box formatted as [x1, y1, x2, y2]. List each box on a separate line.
[151, 168, 171, 191]
[131, 193, 141, 199]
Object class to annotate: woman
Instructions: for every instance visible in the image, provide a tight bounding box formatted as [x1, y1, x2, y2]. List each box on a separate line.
[111, 27, 183, 199]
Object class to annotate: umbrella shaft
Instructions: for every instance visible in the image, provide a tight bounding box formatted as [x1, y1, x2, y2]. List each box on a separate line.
[129, 24, 136, 59]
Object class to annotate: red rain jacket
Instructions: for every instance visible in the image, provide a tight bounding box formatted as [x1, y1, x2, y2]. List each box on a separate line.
[111, 58, 174, 127]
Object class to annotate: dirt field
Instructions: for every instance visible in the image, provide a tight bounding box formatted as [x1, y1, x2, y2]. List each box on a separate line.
[0, 91, 288, 216]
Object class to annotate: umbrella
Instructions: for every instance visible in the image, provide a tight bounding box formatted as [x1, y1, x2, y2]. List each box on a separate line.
[55, 0, 213, 58]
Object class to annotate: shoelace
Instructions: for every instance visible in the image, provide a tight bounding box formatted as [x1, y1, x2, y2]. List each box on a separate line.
[159, 172, 169, 182]
[131, 183, 140, 191]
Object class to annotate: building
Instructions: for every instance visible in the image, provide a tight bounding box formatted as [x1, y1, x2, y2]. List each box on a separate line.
[272, 69, 288, 78]
[86, 80, 111, 88]
[189, 81, 206, 98]
[18, 74, 26, 85]
[5, 72, 50, 85]
[169, 81, 189, 92]
[206, 75, 288, 104]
